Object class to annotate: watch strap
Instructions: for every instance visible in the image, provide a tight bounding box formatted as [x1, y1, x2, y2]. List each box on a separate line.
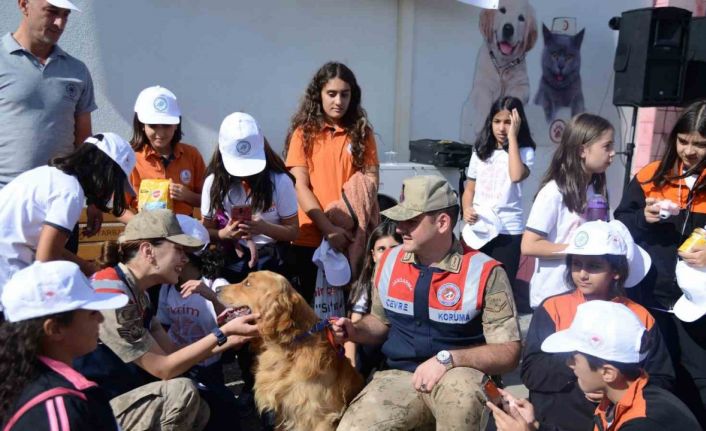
[212, 328, 227, 346]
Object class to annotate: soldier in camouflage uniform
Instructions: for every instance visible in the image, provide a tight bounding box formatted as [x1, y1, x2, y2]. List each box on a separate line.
[332, 176, 522, 431]
[75, 210, 259, 430]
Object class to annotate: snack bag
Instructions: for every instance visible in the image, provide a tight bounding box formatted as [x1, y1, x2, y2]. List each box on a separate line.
[138, 179, 172, 211]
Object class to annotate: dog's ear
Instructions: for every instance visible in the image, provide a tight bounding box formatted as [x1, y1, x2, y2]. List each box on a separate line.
[479, 9, 495, 41]
[258, 273, 315, 345]
[523, 5, 538, 52]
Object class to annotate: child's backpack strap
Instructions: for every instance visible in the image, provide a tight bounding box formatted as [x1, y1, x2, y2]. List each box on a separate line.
[3, 387, 86, 431]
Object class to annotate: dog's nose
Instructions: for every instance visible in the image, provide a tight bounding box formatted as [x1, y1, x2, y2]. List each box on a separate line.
[503, 23, 514, 39]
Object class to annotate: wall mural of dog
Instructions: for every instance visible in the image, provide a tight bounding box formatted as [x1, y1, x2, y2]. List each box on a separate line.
[218, 271, 364, 431]
[533, 23, 586, 123]
[461, 0, 537, 143]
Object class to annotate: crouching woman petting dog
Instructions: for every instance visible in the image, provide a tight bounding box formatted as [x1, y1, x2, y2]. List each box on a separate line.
[74, 210, 259, 431]
[332, 176, 522, 431]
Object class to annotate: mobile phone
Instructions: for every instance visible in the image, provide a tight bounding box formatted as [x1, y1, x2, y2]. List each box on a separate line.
[231, 205, 252, 222]
[481, 376, 503, 407]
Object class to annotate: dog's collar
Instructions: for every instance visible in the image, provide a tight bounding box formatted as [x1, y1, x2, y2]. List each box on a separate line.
[293, 318, 345, 357]
[487, 43, 526, 72]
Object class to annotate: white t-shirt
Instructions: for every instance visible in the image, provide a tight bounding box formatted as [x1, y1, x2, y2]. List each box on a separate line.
[200, 172, 297, 245]
[525, 180, 602, 308]
[467, 147, 535, 235]
[157, 277, 229, 367]
[0, 166, 84, 302]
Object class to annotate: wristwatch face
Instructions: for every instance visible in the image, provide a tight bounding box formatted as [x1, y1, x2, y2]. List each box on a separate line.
[436, 350, 451, 364]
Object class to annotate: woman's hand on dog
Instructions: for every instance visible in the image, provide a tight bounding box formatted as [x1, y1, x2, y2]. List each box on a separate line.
[412, 356, 447, 393]
[221, 313, 261, 338]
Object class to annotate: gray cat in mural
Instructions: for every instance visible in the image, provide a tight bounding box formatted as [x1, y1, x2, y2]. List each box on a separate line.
[534, 24, 585, 122]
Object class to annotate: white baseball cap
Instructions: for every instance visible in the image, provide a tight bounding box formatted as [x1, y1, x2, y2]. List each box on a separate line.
[84, 133, 137, 195]
[312, 239, 351, 287]
[674, 261, 706, 322]
[1, 261, 128, 323]
[218, 112, 266, 177]
[134, 86, 181, 125]
[461, 206, 500, 250]
[176, 214, 210, 254]
[541, 300, 648, 364]
[47, 0, 81, 12]
[561, 220, 651, 288]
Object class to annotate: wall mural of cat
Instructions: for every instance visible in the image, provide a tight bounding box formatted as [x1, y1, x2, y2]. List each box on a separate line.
[533, 23, 586, 123]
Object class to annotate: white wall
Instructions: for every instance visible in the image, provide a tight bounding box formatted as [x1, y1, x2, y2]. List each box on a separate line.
[1, 0, 654, 209]
[410, 0, 649, 212]
[0, 0, 398, 158]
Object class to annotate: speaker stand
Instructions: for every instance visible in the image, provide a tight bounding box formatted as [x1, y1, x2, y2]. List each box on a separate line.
[618, 107, 638, 188]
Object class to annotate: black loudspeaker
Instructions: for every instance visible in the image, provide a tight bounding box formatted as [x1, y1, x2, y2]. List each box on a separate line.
[613, 7, 692, 107]
[683, 17, 706, 104]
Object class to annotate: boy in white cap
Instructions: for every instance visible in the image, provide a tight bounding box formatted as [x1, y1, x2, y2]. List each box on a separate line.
[0, 261, 127, 430]
[490, 301, 699, 431]
[521, 221, 675, 431]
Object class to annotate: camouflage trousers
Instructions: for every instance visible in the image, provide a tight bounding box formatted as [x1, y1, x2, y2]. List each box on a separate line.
[110, 377, 210, 431]
[337, 368, 487, 431]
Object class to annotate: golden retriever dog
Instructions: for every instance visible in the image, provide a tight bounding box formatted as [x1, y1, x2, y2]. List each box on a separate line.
[218, 271, 364, 431]
[461, 0, 537, 142]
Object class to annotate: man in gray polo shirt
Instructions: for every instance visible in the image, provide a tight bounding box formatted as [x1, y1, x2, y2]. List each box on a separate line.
[0, 0, 96, 188]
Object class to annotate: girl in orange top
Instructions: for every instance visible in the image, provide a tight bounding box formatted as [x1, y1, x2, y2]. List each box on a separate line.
[123, 86, 206, 220]
[284, 62, 379, 303]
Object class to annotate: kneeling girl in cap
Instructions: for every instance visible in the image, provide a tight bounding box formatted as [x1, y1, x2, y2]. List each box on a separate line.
[74, 210, 259, 431]
[0, 261, 128, 430]
[520, 221, 675, 431]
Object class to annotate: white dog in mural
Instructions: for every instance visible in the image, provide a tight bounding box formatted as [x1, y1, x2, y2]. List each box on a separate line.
[461, 0, 537, 143]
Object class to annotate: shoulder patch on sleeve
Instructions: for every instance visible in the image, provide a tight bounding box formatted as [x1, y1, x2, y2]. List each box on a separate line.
[485, 291, 512, 317]
[115, 304, 146, 343]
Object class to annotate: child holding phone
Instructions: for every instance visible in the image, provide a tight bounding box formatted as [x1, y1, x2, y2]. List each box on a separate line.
[201, 112, 298, 281]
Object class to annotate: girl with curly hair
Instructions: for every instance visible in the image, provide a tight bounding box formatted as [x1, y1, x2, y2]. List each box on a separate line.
[284, 62, 379, 303]
[0, 261, 127, 430]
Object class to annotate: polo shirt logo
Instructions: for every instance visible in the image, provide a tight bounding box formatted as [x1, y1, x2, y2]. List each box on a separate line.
[236, 140, 251, 155]
[153, 96, 168, 112]
[437, 283, 461, 307]
[180, 169, 192, 184]
[64, 83, 78, 101]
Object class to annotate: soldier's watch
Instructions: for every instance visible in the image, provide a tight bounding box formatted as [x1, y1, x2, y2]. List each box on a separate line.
[436, 350, 453, 370]
[212, 328, 228, 346]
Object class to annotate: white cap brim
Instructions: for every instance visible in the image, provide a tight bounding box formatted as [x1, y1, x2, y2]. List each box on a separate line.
[81, 291, 129, 311]
[461, 207, 500, 250]
[541, 329, 579, 354]
[313, 240, 351, 286]
[674, 294, 706, 322]
[624, 244, 651, 288]
[222, 154, 266, 177]
[48, 0, 81, 11]
[462, 223, 497, 250]
[136, 111, 180, 125]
